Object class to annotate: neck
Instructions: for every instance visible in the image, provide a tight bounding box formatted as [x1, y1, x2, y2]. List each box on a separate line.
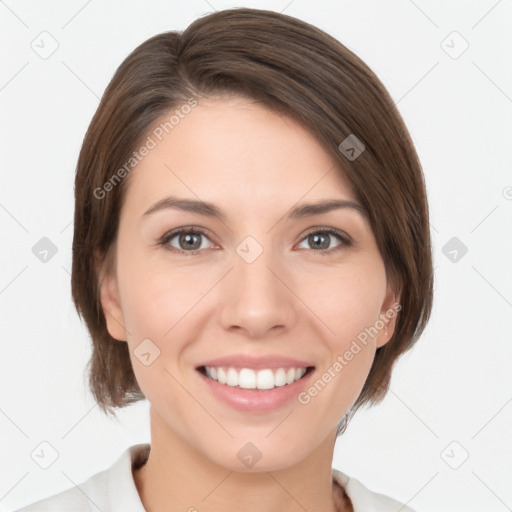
[132, 407, 350, 512]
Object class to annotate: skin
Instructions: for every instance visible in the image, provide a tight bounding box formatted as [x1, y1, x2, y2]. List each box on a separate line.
[99, 95, 399, 512]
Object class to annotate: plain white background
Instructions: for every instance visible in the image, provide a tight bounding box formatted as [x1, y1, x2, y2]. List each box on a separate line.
[1, 1, 511, 511]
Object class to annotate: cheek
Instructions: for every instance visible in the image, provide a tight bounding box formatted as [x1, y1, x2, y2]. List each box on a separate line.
[302, 272, 383, 415]
[116, 256, 196, 400]
[117, 248, 203, 337]
[306, 266, 386, 346]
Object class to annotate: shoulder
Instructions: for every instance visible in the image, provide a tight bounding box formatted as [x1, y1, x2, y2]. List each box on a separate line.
[14, 444, 150, 512]
[332, 468, 417, 512]
[14, 484, 91, 512]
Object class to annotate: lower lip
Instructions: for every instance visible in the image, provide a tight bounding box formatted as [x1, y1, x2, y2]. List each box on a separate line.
[197, 368, 315, 413]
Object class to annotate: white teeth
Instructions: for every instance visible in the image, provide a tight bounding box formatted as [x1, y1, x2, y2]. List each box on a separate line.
[256, 369, 274, 390]
[217, 367, 227, 384]
[274, 368, 287, 387]
[239, 368, 257, 389]
[203, 366, 308, 390]
[226, 368, 238, 387]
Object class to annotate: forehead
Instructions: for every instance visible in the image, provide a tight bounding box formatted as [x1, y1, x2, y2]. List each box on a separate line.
[122, 97, 357, 217]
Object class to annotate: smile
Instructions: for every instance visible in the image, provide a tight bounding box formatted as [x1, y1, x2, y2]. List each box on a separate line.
[198, 365, 314, 390]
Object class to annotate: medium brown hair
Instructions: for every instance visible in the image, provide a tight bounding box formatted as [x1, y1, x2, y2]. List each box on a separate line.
[71, 7, 433, 433]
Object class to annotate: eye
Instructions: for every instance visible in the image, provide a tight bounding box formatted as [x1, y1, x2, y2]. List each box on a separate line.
[296, 228, 352, 255]
[159, 226, 352, 256]
[160, 227, 215, 254]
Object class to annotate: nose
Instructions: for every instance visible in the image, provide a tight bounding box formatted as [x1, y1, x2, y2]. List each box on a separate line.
[217, 242, 299, 339]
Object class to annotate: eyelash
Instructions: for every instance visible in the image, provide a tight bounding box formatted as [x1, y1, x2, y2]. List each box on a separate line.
[158, 226, 352, 256]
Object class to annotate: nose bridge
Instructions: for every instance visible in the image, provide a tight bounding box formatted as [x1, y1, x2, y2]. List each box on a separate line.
[217, 233, 297, 335]
[234, 234, 283, 303]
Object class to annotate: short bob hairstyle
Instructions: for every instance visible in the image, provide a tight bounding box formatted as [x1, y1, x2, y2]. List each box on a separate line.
[71, 7, 433, 434]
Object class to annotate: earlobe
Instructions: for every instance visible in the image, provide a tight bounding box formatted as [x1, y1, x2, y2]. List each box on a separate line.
[376, 313, 397, 348]
[96, 250, 127, 342]
[376, 285, 401, 348]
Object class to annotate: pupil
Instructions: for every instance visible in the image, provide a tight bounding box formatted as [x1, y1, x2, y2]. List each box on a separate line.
[182, 233, 200, 250]
[311, 233, 328, 250]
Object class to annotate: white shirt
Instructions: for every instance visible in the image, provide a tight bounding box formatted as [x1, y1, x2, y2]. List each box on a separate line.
[14, 443, 416, 511]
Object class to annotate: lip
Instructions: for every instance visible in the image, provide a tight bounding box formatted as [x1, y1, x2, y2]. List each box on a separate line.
[195, 353, 314, 371]
[197, 365, 315, 413]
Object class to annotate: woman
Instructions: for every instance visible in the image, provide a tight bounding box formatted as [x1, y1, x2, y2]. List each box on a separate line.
[16, 7, 433, 512]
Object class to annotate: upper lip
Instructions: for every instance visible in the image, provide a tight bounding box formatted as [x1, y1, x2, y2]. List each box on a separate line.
[195, 354, 315, 371]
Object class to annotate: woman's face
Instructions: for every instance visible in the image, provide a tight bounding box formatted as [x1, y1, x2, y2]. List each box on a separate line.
[100, 96, 399, 471]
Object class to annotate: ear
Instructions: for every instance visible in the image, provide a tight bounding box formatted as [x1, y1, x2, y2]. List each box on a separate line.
[95, 248, 128, 342]
[376, 281, 401, 349]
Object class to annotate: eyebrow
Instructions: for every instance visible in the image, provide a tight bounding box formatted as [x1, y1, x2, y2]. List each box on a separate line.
[140, 195, 368, 222]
